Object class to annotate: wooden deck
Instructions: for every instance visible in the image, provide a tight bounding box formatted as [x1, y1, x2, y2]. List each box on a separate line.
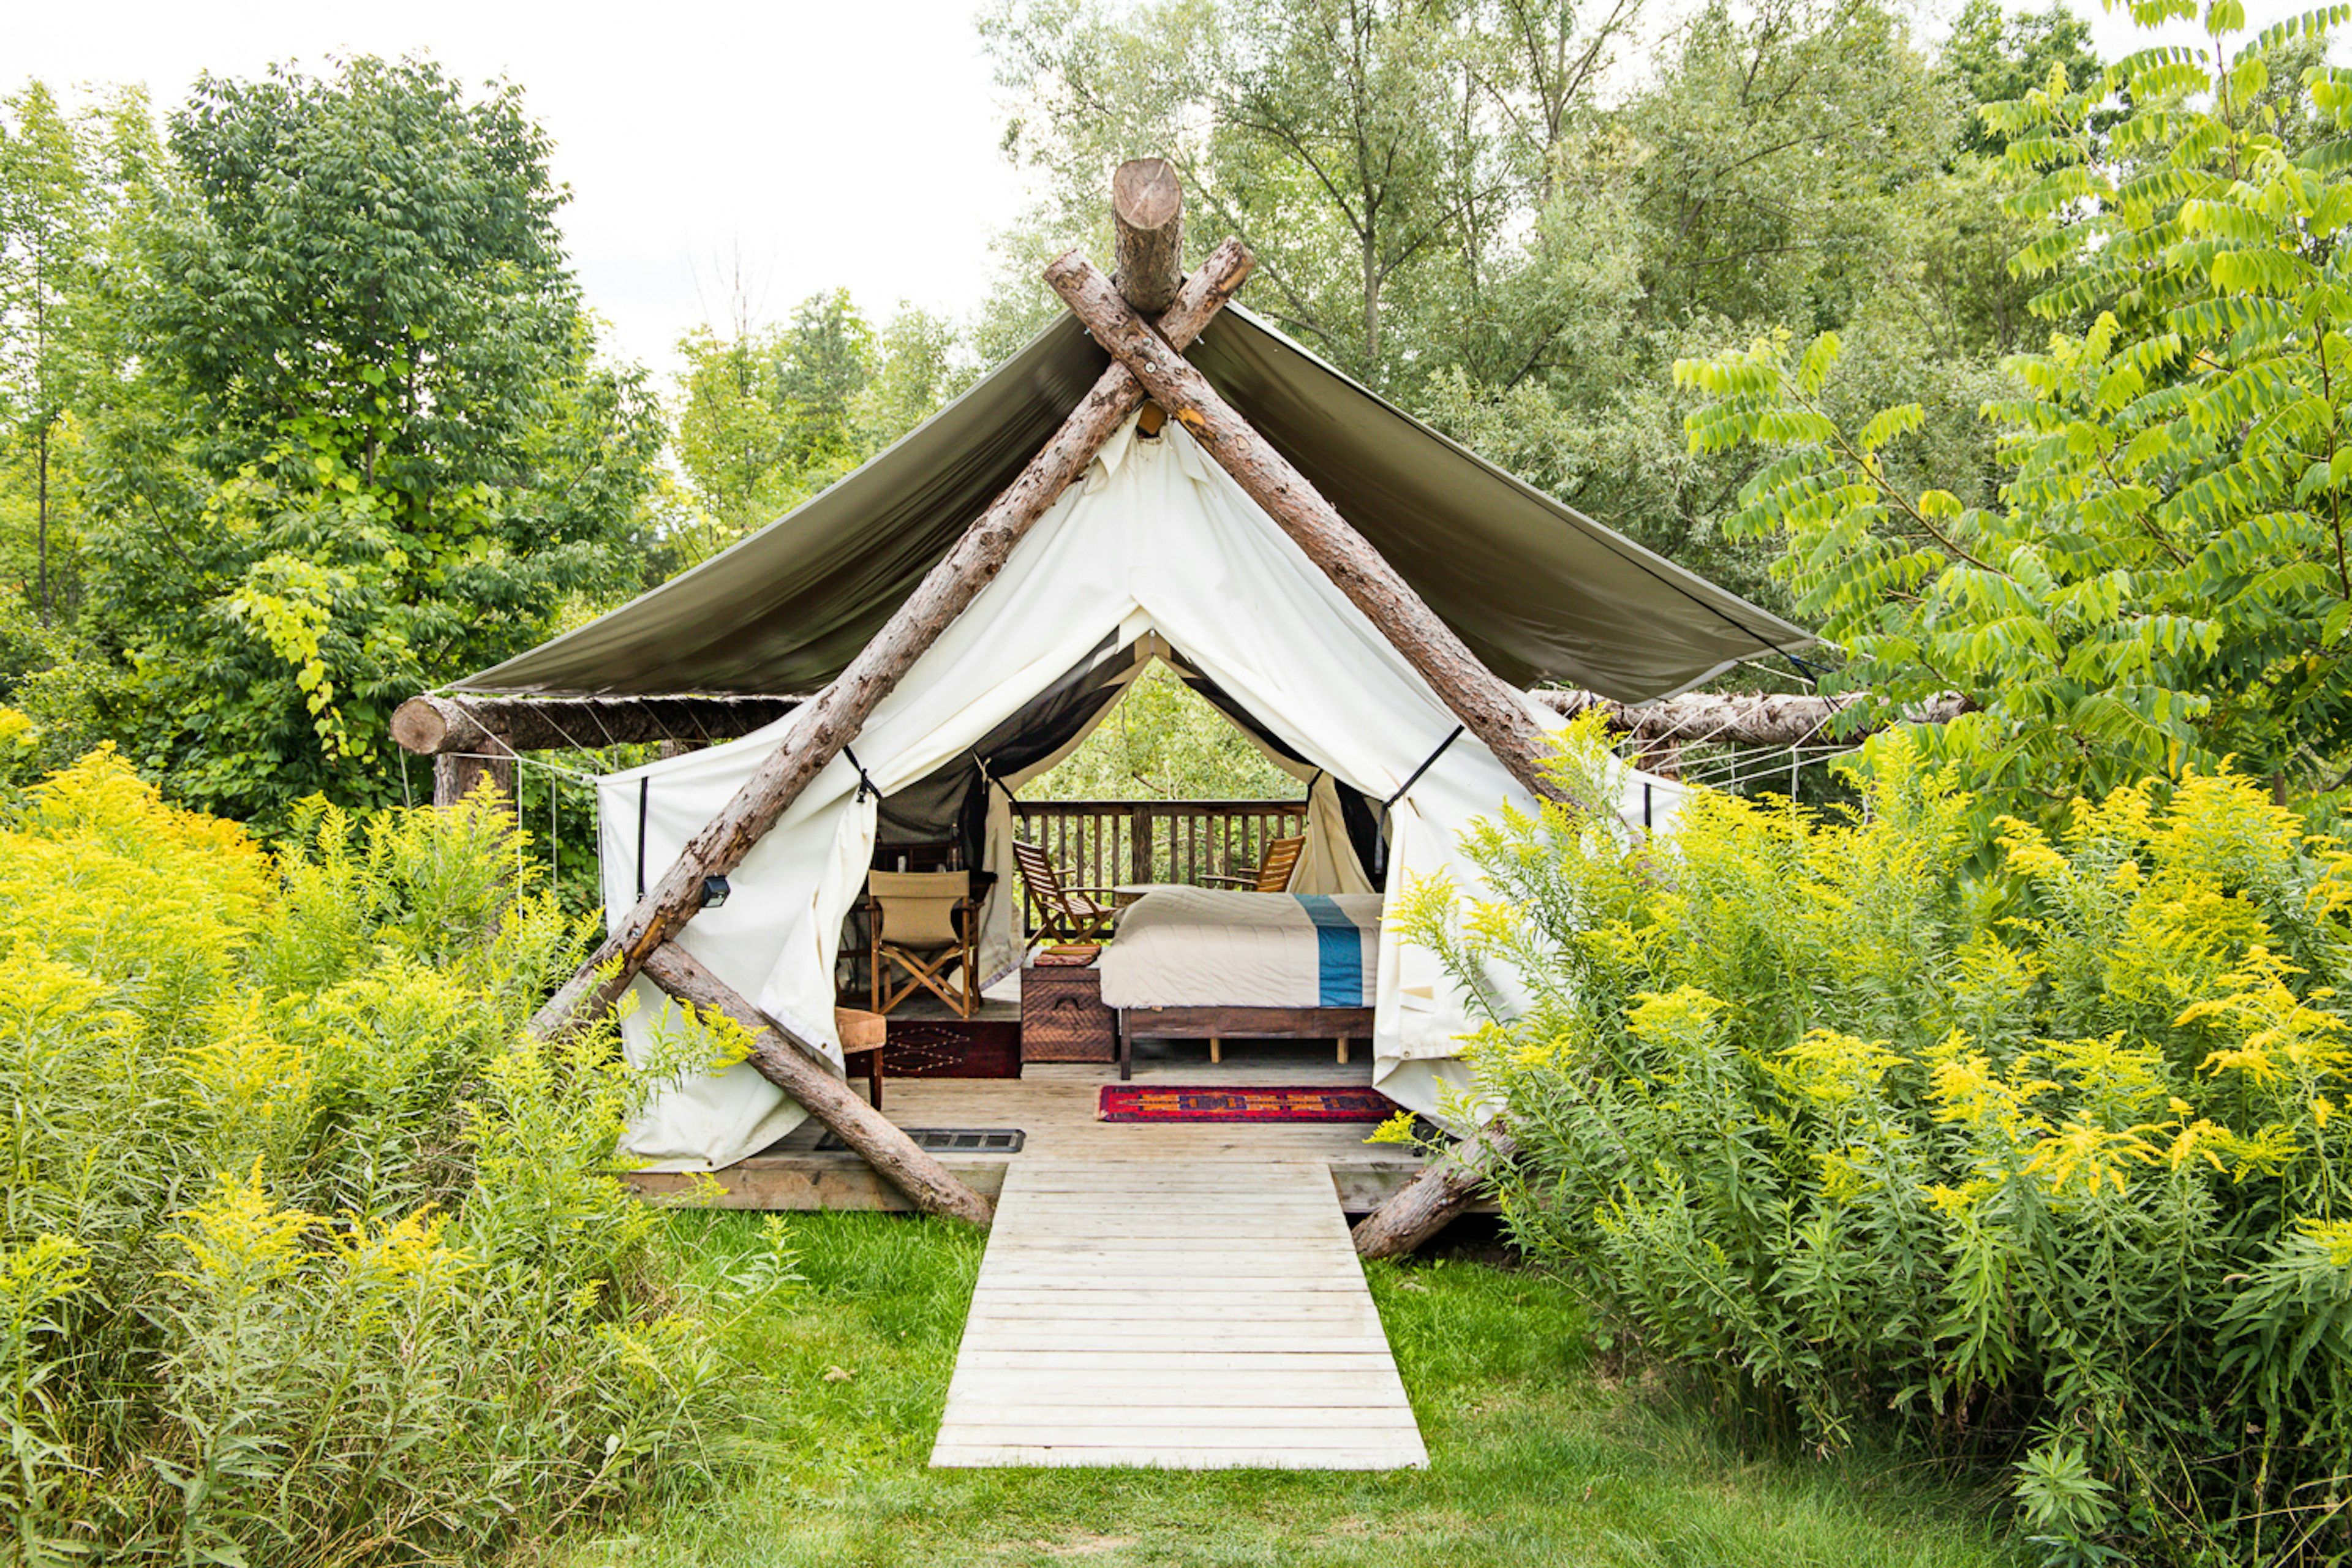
[930, 1157, 1429, 1469]
[624, 1039, 1453, 1213]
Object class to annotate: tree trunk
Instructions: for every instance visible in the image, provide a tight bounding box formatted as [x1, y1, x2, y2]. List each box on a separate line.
[394, 692, 804, 756]
[1352, 1125, 1516, 1259]
[525, 235, 1255, 1042]
[36, 423, 48, 624]
[1044, 251, 1586, 814]
[639, 943, 993, 1226]
[1112, 158, 1184, 313]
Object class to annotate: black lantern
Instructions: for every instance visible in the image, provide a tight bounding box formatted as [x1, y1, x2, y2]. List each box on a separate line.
[700, 875, 731, 908]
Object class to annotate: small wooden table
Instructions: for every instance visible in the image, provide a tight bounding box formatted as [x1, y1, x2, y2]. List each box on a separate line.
[836, 1006, 888, 1108]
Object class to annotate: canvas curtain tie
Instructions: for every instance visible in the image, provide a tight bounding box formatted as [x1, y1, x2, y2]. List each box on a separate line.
[841, 745, 880, 804]
[635, 777, 650, 902]
[1370, 726, 1464, 881]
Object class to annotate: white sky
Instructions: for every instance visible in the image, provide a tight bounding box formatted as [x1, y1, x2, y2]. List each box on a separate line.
[14, 0, 2324, 380]
[20, 0, 1033, 375]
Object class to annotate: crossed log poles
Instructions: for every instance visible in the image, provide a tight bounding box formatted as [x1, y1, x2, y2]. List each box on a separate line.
[530, 163, 1536, 1250]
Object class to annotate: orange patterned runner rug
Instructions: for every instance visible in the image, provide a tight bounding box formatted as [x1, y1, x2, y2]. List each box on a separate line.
[1097, 1084, 1395, 1122]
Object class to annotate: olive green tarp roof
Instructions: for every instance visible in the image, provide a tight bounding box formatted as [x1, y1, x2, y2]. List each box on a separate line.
[455, 304, 1811, 702]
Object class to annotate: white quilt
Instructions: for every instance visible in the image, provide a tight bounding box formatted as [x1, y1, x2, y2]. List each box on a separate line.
[1097, 887, 1383, 1009]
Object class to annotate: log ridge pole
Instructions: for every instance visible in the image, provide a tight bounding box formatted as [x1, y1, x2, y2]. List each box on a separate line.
[1044, 254, 1581, 812]
[641, 944, 992, 1226]
[393, 693, 804, 756]
[526, 238, 1255, 1042]
[1529, 688, 1967, 749]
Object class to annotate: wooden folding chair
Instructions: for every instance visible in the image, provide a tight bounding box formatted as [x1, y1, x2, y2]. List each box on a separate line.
[868, 871, 978, 1019]
[1010, 840, 1118, 943]
[1204, 833, 1305, 892]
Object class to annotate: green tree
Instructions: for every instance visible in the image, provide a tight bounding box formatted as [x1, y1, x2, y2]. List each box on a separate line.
[672, 290, 958, 552]
[80, 57, 664, 824]
[1025, 665, 1298, 799]
[1939, 0, 2101, 156]
[1674, 1, 2352, 812]
[0, 83, 155, 622]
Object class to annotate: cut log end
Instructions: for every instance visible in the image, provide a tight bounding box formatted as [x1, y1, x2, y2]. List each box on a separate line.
[390, 695, 455, 755]
[1113, 157, 1181, 227]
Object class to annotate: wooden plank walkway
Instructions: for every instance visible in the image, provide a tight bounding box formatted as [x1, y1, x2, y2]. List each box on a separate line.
[931, 1158, 1428, 1469]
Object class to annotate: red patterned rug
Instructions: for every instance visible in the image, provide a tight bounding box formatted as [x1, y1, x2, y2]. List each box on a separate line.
[1098, 1084, 1396, 1123]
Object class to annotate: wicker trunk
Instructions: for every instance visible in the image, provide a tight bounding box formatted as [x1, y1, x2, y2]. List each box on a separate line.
[1021, 963, 1117, 1062]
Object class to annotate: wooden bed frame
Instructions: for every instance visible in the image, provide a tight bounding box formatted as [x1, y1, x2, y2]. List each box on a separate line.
[1115, 1006, 1377, 1079]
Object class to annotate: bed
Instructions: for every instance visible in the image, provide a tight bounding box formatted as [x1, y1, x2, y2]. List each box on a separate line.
[1096, 886, 1382, 1078]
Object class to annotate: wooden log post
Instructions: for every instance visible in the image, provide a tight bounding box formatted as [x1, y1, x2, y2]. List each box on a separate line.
[1044, 252, 1586, 815]
[1111, 158, 1183, 312]
[1352, 1125, 1517, 1259]
[432, 752, 516, 810]
[640, 943, 993, 1226]
[526, 233, 1256, 1043]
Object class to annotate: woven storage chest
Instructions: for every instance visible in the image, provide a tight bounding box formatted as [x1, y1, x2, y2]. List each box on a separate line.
[1021, 962, 1115, 1062]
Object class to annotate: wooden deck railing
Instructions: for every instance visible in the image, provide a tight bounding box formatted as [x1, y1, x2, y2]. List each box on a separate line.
[1013, 799, 1309, 933]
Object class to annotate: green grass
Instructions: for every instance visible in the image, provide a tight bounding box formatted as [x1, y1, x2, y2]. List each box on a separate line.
[538, 1212, 2021, 1568]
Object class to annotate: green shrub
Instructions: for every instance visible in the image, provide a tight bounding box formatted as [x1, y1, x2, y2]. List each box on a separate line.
[1403, 715, 2352, 1565]
[0, 750, 780, 1566]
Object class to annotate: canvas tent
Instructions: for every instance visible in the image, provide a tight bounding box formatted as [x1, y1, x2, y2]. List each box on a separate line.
[448, 287, 1809, 1179]
[592, 415, 1710, 1169]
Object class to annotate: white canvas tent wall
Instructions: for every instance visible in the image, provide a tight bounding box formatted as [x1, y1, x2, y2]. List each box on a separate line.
[600, 416, 1688, 1171]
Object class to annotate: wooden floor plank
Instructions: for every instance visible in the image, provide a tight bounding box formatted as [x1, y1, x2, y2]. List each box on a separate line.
[951, 1349, 1401, 1371]
[941, 1376, 1408, 1404]
[931, 1159, 1427, 1471]
[929, 1443, 1424, 1471]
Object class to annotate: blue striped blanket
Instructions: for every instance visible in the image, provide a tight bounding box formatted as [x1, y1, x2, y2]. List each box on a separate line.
[1095, 886, 1382, 1009]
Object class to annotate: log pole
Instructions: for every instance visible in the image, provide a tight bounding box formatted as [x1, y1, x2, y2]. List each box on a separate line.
[394, 693, 803, 756]
[1044, 252, 1581, 812]
[639, 943, 992, 1226]
[526, 233, 1254, 1042]
[1111, 158, 1184, 312]
[1532, 688, 1967, 750]
[1352, 1126, 1517, 1259]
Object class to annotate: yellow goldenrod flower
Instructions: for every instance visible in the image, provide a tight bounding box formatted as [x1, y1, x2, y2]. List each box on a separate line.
[2298, 1217, 2352, 1269]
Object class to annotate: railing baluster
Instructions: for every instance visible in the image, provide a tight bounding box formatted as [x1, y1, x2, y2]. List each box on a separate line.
[1010, 799, 1310, 915]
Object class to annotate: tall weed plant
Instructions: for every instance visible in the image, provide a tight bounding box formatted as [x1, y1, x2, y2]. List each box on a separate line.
[0, 750, 781, 1566]
[1404, 715, 2352, 1566]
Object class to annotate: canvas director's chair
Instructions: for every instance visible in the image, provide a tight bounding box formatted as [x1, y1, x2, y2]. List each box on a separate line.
[867, 870, 979, 1018]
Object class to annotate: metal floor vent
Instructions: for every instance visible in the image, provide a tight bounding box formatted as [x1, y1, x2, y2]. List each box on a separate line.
[816, 1126, 1025, 1153]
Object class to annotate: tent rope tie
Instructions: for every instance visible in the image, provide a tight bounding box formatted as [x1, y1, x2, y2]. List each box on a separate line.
[1370, 725, 1464, 881]
[842, 745, 880, 804]
[635, 777, 649, 903]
